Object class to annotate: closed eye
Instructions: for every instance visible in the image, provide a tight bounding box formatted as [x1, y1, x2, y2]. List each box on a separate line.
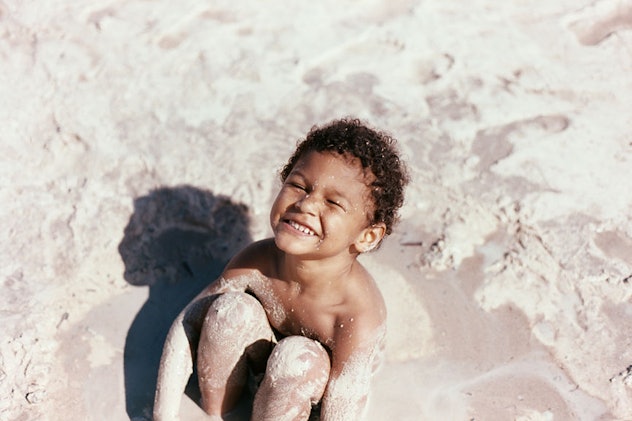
[327, 199, 345, 210]
[287, 182, 306, 191]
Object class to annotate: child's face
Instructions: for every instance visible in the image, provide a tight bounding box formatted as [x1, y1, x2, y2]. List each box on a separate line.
[270, 150, 381, 258]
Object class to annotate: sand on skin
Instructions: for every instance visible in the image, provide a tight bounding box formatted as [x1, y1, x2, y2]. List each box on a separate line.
[1, 0, 631, 420]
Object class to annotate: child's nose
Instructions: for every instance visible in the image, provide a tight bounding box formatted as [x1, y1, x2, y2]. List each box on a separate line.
[296, 193, 318, 214]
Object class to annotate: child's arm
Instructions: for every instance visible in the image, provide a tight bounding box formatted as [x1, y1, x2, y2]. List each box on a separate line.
[153, 273, 252, 420]
[153, 256, 261, 420]
[320, 321, 386, 420]
[153, 241, 268, 420]
[153, 288, 217, 421]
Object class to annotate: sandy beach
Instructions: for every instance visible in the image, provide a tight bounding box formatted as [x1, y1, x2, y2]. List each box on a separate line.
[1, 0, 631, 419]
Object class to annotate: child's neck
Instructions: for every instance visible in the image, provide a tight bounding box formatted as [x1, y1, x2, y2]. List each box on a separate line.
[279, 252, 357, 292]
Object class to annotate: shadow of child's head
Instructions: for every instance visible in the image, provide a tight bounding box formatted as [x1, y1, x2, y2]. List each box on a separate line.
[118, 185, 251, 287]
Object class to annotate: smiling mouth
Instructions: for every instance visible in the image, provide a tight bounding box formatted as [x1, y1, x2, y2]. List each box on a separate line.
[286, 219, 317, 236]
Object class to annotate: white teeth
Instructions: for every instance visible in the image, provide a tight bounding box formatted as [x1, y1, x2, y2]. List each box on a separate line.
[289, 220, 315, 236]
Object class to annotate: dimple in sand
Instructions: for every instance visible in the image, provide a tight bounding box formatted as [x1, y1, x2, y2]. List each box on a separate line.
[153, 118, 409, 421]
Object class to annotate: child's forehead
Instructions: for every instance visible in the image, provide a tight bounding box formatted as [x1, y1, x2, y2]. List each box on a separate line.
[292, 150, 376, 199]
[291, 152, 373, 192]
[294, 150, 371, 178]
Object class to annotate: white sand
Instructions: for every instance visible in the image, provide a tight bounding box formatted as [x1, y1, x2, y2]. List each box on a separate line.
[1, 0, 631, 419]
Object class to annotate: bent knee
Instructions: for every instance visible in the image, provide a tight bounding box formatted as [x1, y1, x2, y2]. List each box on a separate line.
[202, 292, 271, 344]
[206, 292, 266, 324]
[266, 336, 331, 383]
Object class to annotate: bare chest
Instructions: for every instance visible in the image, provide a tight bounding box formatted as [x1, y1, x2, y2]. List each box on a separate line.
[246, 281, 339, 346]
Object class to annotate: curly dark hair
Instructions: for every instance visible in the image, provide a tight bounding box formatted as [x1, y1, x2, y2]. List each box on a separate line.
[280, 118, 409, 236]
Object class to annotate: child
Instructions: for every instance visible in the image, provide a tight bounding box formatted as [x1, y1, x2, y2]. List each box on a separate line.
[153, 118, 409, 421]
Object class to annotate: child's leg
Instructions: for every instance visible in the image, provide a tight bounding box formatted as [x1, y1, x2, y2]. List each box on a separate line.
[252, 336, 331, 421]
[197, 292, 274, 416]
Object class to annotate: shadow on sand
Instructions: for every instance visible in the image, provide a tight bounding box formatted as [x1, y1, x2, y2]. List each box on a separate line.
[118, 185, 251, 420]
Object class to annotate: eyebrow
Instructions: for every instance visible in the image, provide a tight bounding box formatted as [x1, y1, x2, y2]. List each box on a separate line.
[286, 170, 308, 185]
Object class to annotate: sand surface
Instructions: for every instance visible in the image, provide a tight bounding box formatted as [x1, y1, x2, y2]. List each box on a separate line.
[1, 0, 632, 420]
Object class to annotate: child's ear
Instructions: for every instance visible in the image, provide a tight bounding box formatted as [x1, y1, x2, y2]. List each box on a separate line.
[354, 222, 386, 253]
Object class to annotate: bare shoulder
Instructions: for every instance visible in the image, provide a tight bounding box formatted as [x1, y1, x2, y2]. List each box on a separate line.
[327, 262, 386, 376]
[339, 261, 386, 340]
[224, 238, 278, 276]
[352, 261, 386, 318]
[225, 238, 277, 271]
[205, 238, 278, 293]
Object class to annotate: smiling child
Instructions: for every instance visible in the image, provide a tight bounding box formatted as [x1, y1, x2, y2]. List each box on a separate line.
[153, 118, 409, 421]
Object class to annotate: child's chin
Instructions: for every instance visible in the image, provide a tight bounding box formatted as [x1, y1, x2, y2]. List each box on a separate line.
[274, 235, 318, 254]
